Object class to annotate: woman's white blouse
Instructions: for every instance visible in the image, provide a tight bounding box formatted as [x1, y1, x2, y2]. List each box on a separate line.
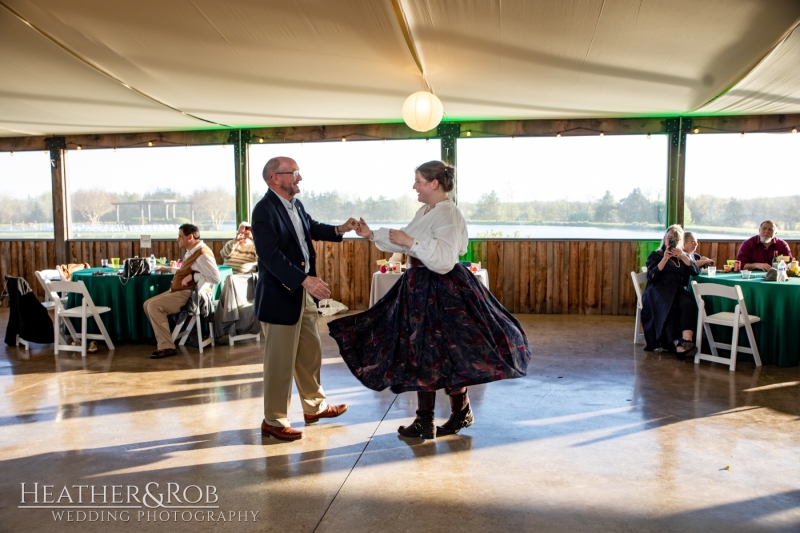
[371, 199, 469, 275]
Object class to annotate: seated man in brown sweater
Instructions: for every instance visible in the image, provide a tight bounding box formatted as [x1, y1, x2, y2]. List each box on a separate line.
[143, 224, 221, 359]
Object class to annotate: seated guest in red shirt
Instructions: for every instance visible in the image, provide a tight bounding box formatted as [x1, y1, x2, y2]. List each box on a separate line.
[736, 220, 792, 271]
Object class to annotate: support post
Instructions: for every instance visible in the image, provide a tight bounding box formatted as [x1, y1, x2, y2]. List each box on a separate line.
[666, 117, 689, 228]
[46, 137, 68, 265]
[438, 123, 460, 204]
[230, 130, 251, 224]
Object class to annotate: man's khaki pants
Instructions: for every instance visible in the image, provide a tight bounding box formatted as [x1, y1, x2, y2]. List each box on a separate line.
[143, 290, 191, 350]
[262, 290, 327, 428]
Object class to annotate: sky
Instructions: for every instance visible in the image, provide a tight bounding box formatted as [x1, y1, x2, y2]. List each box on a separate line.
[457, 135, 668, 203]
[248, 139, 441, 200]
[2, 133, 800, 203]
[685, 133, 800, 198]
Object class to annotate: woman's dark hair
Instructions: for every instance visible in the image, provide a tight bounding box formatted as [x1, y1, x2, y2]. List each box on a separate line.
[179, 223, 200, 240]
[415, 160, 455, 192]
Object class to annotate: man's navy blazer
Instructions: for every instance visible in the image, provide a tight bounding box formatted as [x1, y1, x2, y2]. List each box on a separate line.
[251, 189, 342, 325]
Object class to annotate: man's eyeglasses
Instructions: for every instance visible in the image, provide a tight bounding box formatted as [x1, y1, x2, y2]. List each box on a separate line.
[274, 170, 301, 178]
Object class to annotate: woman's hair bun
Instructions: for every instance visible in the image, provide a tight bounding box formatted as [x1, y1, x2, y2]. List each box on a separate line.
[416, 160, 455, 192]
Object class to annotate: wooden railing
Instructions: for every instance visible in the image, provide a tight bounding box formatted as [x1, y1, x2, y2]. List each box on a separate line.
[4, 239, 798, 315]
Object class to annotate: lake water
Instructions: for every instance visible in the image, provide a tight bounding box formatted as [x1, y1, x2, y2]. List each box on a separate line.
[34, 222, 757, 241]
[366, 223, 751, 241]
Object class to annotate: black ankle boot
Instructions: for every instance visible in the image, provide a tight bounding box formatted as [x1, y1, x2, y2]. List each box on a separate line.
[398, 391, 437, 439]
[436, 390, 474, 435]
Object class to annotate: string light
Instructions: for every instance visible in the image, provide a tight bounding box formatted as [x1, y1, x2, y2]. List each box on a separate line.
[113, 147, 117, 152]
[793, 128, 798, 134]
[76, 145, 82, 150]
[599, 132, 604, 137]
[511, 135, 515, 141]
[222, 143, 226, 148]
[740, 132, 745, 137]
[341, 137, 346, 142]
[426, 138, 429, 143]
[556, 133, 561, 138]
[382, 138, 386, 144]
[693, 128, 699, 134]
[647, 133, 651, 139]
[259, 138, 264, 143]
[185, 144, 189, 150]
[466, 131, 471, 137]
[9, 151, 13, 156]
[147, 141, 153, 147]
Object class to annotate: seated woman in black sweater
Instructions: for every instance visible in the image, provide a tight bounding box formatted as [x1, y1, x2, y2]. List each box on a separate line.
[641, 225, 700, 359]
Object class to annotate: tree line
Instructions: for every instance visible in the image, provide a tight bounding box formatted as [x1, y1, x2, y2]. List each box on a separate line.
[0, 188, 235, 230]
[2, 186, 797, 233]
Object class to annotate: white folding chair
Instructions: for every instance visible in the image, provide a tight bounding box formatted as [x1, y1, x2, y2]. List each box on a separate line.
[631, 268, 648, 344]
[46, 280, 115, 357]
[35, 269, 68, 310]
[228, 331, 260, 346]
[15, 335, 30, 351]
[216, 275, 260, 346]
[691, 280, 762, 371]
[171, 291, 215, 353]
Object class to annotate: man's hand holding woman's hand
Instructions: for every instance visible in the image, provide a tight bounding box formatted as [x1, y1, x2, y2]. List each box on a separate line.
[302, 276, 331, 300]
[338, 218, 358, 235]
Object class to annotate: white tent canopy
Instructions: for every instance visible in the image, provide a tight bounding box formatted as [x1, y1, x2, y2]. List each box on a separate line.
[2, 0, 800, 137]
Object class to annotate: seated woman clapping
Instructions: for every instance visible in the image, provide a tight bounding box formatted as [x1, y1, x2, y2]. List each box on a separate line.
[641, 225, 700, 359]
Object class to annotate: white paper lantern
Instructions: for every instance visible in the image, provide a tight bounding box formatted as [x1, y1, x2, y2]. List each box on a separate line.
[402, 91, 444, 132]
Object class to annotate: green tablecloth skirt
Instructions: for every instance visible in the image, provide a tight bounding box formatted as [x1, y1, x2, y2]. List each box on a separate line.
[693, 272, 799, 367]
[66, 266, 232, 342]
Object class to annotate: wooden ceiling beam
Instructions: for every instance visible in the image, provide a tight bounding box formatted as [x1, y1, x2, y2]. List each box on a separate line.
[2, 114, 800, 152]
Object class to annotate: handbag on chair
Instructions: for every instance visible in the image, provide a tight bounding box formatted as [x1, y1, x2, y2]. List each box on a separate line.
[123, 257, 150, 277]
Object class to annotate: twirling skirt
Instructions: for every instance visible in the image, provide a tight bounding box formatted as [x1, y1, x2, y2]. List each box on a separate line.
[327, 264, 532, 393]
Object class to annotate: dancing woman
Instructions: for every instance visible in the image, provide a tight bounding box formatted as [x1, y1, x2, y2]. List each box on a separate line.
[327, 161, 531, 439]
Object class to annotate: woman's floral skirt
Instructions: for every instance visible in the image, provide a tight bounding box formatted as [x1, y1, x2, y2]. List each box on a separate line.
[328, 264, 531, 393]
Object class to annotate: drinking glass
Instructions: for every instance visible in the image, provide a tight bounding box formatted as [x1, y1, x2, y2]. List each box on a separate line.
[101, 259, 108, 268]
[741, 270, 752, 279]
[111, 258, 120, 269]
[707, 266, 716, 277]
[726, 259, 735, 267]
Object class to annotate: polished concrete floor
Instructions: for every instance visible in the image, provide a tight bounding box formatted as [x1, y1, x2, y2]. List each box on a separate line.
[0, 307, 798, 533]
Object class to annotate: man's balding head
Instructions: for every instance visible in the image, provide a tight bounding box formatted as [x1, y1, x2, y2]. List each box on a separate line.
[263, 157, 302, 200]
[263, 157, 293, 183]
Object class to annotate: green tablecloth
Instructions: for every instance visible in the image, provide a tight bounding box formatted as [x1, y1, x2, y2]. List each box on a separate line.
[693, 272, 800, 367]
[66, 265, 232, 342]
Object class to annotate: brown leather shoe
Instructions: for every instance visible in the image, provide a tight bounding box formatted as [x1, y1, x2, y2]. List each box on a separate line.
[260, 420, 303, 441]
[150, 348, 177, 359]
[304, 404, 348, 423]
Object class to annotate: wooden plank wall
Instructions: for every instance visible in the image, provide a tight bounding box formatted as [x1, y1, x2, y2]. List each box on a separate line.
[66, 240, 228, 270]
[4, 239, 799, 314]
[0, 240, 226, 301]
[0, 240, 57, 301]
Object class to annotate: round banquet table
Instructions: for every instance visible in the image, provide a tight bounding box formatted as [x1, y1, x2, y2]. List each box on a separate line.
[66, 266, 232, 342]
[692, 271, 800, 367]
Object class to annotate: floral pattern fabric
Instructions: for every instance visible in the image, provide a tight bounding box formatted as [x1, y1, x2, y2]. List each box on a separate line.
[328, 264, 532, 393]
